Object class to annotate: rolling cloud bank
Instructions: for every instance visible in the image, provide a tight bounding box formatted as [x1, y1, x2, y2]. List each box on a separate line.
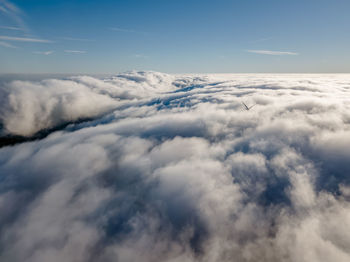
[0, 72, 350, 262]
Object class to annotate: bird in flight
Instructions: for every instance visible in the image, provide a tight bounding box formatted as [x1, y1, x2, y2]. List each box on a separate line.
[242, 102, 256, 111]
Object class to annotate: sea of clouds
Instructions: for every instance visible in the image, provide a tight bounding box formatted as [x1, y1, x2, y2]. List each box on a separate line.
[0, 71, 350, 262]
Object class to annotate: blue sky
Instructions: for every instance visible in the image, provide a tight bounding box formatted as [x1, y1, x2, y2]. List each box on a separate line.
[0, 0, 350, 73]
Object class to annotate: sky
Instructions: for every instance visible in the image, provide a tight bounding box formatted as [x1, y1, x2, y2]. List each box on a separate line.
[0, 0, 350, 74]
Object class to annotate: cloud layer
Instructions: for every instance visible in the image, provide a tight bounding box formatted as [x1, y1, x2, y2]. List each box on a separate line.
[1, 72, 350, 262]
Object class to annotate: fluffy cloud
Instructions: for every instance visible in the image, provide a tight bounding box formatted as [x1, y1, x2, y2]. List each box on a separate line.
[0, 72, 350, 262]
[0, 71, 175, 136]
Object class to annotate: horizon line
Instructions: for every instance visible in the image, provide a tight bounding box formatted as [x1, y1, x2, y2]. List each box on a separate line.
[1, 72, 350, 76]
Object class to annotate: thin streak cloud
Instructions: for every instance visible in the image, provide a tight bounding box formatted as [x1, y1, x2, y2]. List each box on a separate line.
[0, 0, 28, 32]
[132, 54, 149, 59]
[33, 50, 54, 55]
[110, 27, 149, 35]
[110, 27, 136, 33]
[0, 25, 22, 30]
[249, 37, 273, 43]
[0, 0, 21, 15]
[64, 50, 86, 54]
[247, 49, 299, 56]
[0, 35, 52, 43]
[0, 40, 16, 48]
[59, 37, 94, 42]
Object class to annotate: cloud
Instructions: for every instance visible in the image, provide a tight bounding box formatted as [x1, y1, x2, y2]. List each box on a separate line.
[0, 72, 175, 136]
[0, 77, 119, 136]
[246, 49, 299, 55]
[59, 37, 94, 42]
[0, 25, 22, 30]
[110, 27, 136, 33]
[0, 0, 27, 32]
[0, 72, 350, 261]
[33, 50, 54, 55]
[249, 37, 273, 43]
[110, 27, 148, 35]
[132, 54, 149, 59]
[0, 35, 52, 43]
[0, 0, 21, 14]
[64, 50, 86, 54]
[0, 40, 16, 48]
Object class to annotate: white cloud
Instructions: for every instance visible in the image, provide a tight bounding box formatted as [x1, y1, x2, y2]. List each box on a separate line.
[132, 54, 149, 59]
[249, 37, 273, 43]
[110, 27, 148, 35]
[59, 36, 94, 42]
[0, 40, 16, 48]
[64, 50, 86, 54]
[110, 27, 136, 33]
[0, 35, 52, 43]
[33, 50, 54, 55]
[0, 0, 21, 14]
[0, 72, 350, 262]
[0, 0, 28, 32]
[246, 49, 299, 55]
[0, 25, 22, 30]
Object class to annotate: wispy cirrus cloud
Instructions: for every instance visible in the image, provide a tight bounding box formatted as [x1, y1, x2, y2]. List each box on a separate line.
[0, 0, 20, 13]
[0, 25, 22, 31]
[246, 49, 299, 56]
[0, 40, 16, 48]
[110, 27, 136, 33]
[110, 26, 149, 35]
[1, 1, 52, 49]
[132, 54, 149, 59]
[0, 35, 53, 43]
[249, 37, 273, 43]
[59, 36, 94, 42]
[64, 50, 86, 54]
[33, 50, 54, 55]
[0, 0, 28, 32]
